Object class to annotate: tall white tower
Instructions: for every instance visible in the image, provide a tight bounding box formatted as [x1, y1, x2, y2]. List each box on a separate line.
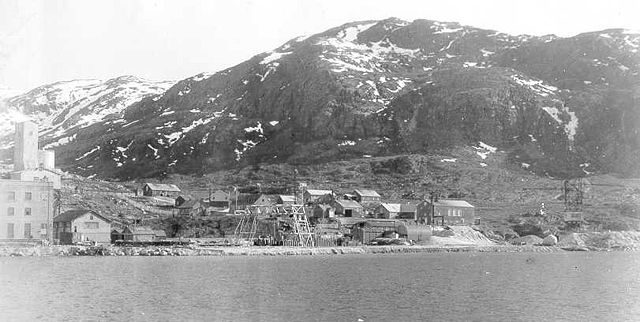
[14, 121, 39, 171]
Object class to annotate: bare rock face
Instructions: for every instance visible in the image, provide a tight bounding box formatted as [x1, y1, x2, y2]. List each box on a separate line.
[3, 18, 638, 180]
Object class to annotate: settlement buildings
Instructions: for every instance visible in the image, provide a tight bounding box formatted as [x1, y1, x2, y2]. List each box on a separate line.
[1, 121, 60, 242]
[417, 199, 476, 225]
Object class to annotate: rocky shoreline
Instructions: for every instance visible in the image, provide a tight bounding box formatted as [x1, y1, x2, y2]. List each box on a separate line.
[1, 243, 638, 257]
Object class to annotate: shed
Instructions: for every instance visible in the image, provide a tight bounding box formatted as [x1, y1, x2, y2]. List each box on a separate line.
[111, 228, 124, 243]
[331, 199, 364, 217]
[397, 224, 432, 242]
[153, 230, 167, 240]
[175, 195, 193, 207]
[142, 183, 181, 197]
[122, 226, 156, 242]
[352, 219, 402, 244]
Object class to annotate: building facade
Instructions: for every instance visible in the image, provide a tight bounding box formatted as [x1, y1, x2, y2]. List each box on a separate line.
[53, 209, 112, 244]
[0, 179, 54, 242]
[354, 189, 381, 204]
[416, 199, 476, 225]
[142, 183, 181, 197]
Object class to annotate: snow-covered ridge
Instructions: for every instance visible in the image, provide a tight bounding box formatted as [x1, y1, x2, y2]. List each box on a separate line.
[0, 76, 175, 146]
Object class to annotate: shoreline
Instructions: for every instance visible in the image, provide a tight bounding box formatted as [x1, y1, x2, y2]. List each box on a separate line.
[1, 243, 637, 257]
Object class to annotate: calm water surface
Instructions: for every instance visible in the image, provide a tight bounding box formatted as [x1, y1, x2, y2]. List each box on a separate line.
[1, 251, 639, 321]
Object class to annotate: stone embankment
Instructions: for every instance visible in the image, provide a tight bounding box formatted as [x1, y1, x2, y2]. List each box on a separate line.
[2, 230, 639, 257]
[0, 244, 562, 257]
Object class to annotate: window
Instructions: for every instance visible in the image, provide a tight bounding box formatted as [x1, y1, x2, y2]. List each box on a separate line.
[25, 192, 32, 200]
[7, 207, 14, 216]
[25, 208, 32, 216]
[7, 223, 14, 238]
[7, 191, 15, 201]
[90, 215, 94, 220]
[24, 223, 31, 238]
[84, 222, 99, 229]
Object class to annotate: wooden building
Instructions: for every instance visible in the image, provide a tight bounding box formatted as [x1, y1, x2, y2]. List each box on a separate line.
[53, 209, 112, 244]
[416, 199, 476, 226]
[122, 226, 156, 242]
[303, 189, 332, 205]
[233, 193, 276, 214]
[354, 189, 381, 204]
[142, 183, 181, 197]
[174, 195, 193, 207]
[175, 199, 205, 217]
[331, 199, 364, 217]
[313, 204, 335, 219]
[375, 203, 418, 220]
[352, 220, 402, 244]
[209, 190, 230, 208]
[277, 195, 296, 205]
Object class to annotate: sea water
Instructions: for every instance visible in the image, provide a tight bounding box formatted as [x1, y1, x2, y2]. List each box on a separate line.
[1, 251, 639, 321]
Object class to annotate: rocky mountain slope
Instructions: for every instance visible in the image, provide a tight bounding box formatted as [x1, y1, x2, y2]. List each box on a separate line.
[0, 76, 174, 160]
[4, 18, 639, 179]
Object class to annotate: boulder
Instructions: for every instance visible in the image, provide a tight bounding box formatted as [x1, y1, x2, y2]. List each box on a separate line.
[542, 235, 558, 246]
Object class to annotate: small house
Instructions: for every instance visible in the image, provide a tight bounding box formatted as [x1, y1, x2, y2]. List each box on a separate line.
[303, 189, 332, 204]
[153, 230, 167, 240]
[376, 203, 401, 219]
[233, 193, 276, 214]
[209, 190, 230, 208]
[277, 195, 296, 205]
[416, 199, 476, 226]
[331, 199, 364, 217]
[176, 199, 205, 217]
[122, 226, 156, 242]
[111, 228, 124, 243]
[175, 195, 193, 207]
[354, 189, 381, 204]
[142, 183, 181, 197]
[53, 209, 112, 244]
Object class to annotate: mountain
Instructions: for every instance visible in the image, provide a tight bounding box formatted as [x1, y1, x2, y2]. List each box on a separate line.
[5, 18, 640, 179]
[0, 76, 174, 155]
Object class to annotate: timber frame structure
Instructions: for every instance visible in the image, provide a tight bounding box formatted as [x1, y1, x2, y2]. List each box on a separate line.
[233, 204, 315, 247]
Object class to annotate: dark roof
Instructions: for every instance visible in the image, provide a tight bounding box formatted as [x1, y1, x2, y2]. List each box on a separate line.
[54, 209, 111, 223]
[333, 199, 363, 209]
[177, 199, 202, 209]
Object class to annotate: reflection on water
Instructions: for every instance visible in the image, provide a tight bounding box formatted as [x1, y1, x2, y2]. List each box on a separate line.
[1, 252, 639, 321]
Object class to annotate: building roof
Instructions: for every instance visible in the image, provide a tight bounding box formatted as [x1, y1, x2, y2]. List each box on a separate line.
[434, 199, 474, 208]
[334, 199, 363, 209]
[379, 203, 401, 213]
[123, 226, 156, 235]
[177, 199, 201, 209]
[400, 203, 417, 212]
[306, 189, 332, 196]
[278, 195, 296, 203]
[354, 189, 381, 198]
[144, 183, 181, 192]
[153, 230, 167, 237]
[54, 209, 111, 223]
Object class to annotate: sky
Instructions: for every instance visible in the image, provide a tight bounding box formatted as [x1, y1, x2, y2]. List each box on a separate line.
[1, 0, 639, 91]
